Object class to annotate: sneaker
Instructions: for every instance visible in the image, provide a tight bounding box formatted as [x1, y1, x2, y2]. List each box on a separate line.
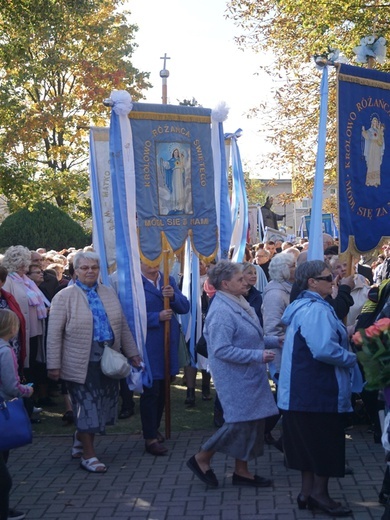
[8, 509, 26, 520]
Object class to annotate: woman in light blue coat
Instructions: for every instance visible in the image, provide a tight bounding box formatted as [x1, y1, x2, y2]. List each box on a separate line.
[278, 260, 356, 517]
[187, 261, 278, 488]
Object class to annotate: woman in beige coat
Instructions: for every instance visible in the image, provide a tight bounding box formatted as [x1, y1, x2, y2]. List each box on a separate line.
[46, 251, 141, 473]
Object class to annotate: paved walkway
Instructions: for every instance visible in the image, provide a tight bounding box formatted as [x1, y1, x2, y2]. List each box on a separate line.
[9, 425, 386, 520]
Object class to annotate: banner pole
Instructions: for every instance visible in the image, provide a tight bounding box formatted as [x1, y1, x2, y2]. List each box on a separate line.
[162, 234, 171, 439]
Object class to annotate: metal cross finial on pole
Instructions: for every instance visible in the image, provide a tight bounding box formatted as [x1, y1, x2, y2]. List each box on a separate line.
[160, 53, 170, 104]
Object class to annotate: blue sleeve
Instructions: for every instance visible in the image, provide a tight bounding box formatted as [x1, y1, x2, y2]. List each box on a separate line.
[300, 305, 356, 368]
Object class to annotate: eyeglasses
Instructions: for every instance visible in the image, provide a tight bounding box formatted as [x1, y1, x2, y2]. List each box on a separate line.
[313, 275, 333, 282]
[77, 265, 99, 271]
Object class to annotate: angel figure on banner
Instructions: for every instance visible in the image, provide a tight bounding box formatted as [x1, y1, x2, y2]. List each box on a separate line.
[157, 143, 193, 215]
[362, 113, 385, 187]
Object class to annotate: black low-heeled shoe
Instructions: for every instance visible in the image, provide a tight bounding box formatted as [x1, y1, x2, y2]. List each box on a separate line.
[297, 494, 307, 510]
[307, 496, 352, 517]
[186, 455, 218, 487]
[232, 473, 272, 488]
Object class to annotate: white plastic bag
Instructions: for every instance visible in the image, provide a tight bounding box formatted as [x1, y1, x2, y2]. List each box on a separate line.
[128, 363, 145, 393]
[101, 346, 131, 380]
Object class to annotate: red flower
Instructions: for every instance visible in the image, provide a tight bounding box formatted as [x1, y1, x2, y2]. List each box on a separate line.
[365, 325, 381, 338]
[352, 331, 363, 346]
[375, 318, 390, 332]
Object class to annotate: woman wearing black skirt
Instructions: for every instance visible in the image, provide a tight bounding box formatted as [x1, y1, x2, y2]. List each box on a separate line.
[278, 260, 357, 517]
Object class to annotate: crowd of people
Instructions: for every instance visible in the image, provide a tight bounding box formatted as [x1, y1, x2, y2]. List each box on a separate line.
[0, 235, 389, 519]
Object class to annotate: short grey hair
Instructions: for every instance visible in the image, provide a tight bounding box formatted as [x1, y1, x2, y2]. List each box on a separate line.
[73, 251, 100, 270]
[295, 260, 328, 292]
[2, 245, 31, 273]
[207, 260, 242, 290]
[269, 253, 296, 283]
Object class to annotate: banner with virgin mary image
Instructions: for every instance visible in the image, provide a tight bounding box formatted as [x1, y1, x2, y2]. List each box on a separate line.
[90, 93, 233, 384]
[338, 64, 390, 253]
[128, 102, 218, 263]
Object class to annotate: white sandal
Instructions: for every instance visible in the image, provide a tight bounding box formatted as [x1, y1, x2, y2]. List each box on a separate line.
[71, 431, 83, 459]
[80, 457, 107, 473]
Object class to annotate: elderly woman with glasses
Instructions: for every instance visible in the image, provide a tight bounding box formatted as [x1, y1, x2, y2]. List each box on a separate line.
[187, 260, 278, 489]
[46, 251, 141, 473]
[278, 260, 357, 517]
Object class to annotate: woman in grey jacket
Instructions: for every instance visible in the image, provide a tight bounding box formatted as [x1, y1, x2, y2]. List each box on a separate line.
[262, 252, 296, 380]
[187, 261, 278, 488]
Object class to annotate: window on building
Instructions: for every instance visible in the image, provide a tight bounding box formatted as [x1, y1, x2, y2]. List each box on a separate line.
[300, 198, 311, 209]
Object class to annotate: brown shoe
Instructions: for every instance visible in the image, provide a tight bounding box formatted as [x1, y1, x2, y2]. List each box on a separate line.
[145, 441, 168, 456]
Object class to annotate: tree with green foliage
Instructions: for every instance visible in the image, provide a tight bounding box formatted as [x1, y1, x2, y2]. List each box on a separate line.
[244, 172, 267, 205]
[226, 0, 390, 202]
[0, 0, 151, 221]
[0, 201, 91, 251]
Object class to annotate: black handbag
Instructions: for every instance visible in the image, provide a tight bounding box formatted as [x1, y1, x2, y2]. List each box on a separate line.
[195, 334, 208, 358]
[0, 397, 33, 451]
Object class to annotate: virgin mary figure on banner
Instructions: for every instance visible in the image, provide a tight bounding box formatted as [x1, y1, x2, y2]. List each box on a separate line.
[362, 113, 385, 187]
[158, 143, 192, 215]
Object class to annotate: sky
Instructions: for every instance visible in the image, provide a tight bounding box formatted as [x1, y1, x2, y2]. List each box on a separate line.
[124, 0, 277, 177]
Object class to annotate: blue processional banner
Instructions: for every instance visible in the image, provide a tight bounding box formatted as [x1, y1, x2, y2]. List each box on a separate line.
[129, 103, 218, 263]
[89, 98, 226, 385]
[304, 213, 338, 238]
[338, 64, 390, 253]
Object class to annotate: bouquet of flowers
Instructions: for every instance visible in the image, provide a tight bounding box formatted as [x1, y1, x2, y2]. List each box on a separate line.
[352, 317, 390, 391]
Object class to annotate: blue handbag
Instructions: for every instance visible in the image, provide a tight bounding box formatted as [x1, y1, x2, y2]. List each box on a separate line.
[0, 397, 32, 451]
